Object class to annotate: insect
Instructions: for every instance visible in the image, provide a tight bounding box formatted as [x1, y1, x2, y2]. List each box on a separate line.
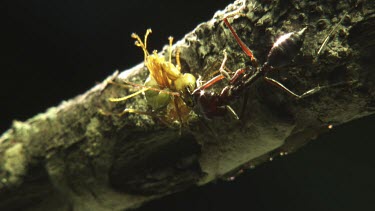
[187, 15, 320, 120]
[109, 29, 196, 125]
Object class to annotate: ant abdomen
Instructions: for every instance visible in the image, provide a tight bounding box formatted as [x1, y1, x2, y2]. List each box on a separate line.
[266, 27, 307, 68]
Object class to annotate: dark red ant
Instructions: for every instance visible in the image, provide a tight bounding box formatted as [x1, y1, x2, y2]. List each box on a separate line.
[189, 16, 320, 120]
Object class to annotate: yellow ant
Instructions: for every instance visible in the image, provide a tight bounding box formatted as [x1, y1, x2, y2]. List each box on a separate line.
[109, 29, 196, 126]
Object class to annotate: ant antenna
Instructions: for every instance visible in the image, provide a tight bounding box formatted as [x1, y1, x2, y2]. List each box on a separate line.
[316, 12, 348, 58]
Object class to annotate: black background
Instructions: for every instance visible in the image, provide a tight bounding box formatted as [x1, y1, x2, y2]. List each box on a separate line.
[1, 0, 375, 210]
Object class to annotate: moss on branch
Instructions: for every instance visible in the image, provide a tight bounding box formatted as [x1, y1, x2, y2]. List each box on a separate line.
[0, 0, 374, 210]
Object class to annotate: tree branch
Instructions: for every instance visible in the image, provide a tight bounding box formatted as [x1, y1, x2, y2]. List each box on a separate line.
[0, 0, 374, 210]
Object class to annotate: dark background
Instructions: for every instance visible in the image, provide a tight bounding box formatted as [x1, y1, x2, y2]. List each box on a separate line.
[1, 0, 374, 210]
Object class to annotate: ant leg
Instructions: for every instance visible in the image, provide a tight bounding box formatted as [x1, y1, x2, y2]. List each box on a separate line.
[264, 77, 323, 99]
[219, 50, 231, 80]
[222, 0, 260, 67]
[218, 50, 247, 85]
[264, 77, 356, 99]
[218, 50, 245, 84]
[316, 12, 348, 58]
[223, 17, 258, 68]
[194, 75, 225, 92]
[226, 105, 240, 120]
[195, 51, 246, 92]
[229, 69, 247, 84]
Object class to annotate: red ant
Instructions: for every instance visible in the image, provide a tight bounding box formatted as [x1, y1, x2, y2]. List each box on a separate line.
[188, 15, 321, 120]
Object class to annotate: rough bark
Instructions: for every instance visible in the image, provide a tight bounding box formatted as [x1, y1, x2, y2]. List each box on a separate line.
[0, 0, 374, 210]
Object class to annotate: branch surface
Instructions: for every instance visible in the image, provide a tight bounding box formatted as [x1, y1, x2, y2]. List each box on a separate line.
[0, 0, 374, 210]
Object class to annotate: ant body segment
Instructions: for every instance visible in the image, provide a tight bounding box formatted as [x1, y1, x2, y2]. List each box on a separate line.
[188, 15, 319, 120]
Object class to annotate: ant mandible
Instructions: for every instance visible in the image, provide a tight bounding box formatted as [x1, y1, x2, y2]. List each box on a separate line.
[189, 12, 321, 120]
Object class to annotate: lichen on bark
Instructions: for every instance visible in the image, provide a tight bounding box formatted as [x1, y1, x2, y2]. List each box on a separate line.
[0, 0, 374, 210]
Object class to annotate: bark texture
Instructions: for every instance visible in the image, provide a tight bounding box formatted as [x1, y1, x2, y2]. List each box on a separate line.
[0, 0, 374, 210]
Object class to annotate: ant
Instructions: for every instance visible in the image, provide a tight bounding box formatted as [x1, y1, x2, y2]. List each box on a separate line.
[187, 14, 322, 120]
[108, 29, 196, 126]
[189, 0, 357, 120]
